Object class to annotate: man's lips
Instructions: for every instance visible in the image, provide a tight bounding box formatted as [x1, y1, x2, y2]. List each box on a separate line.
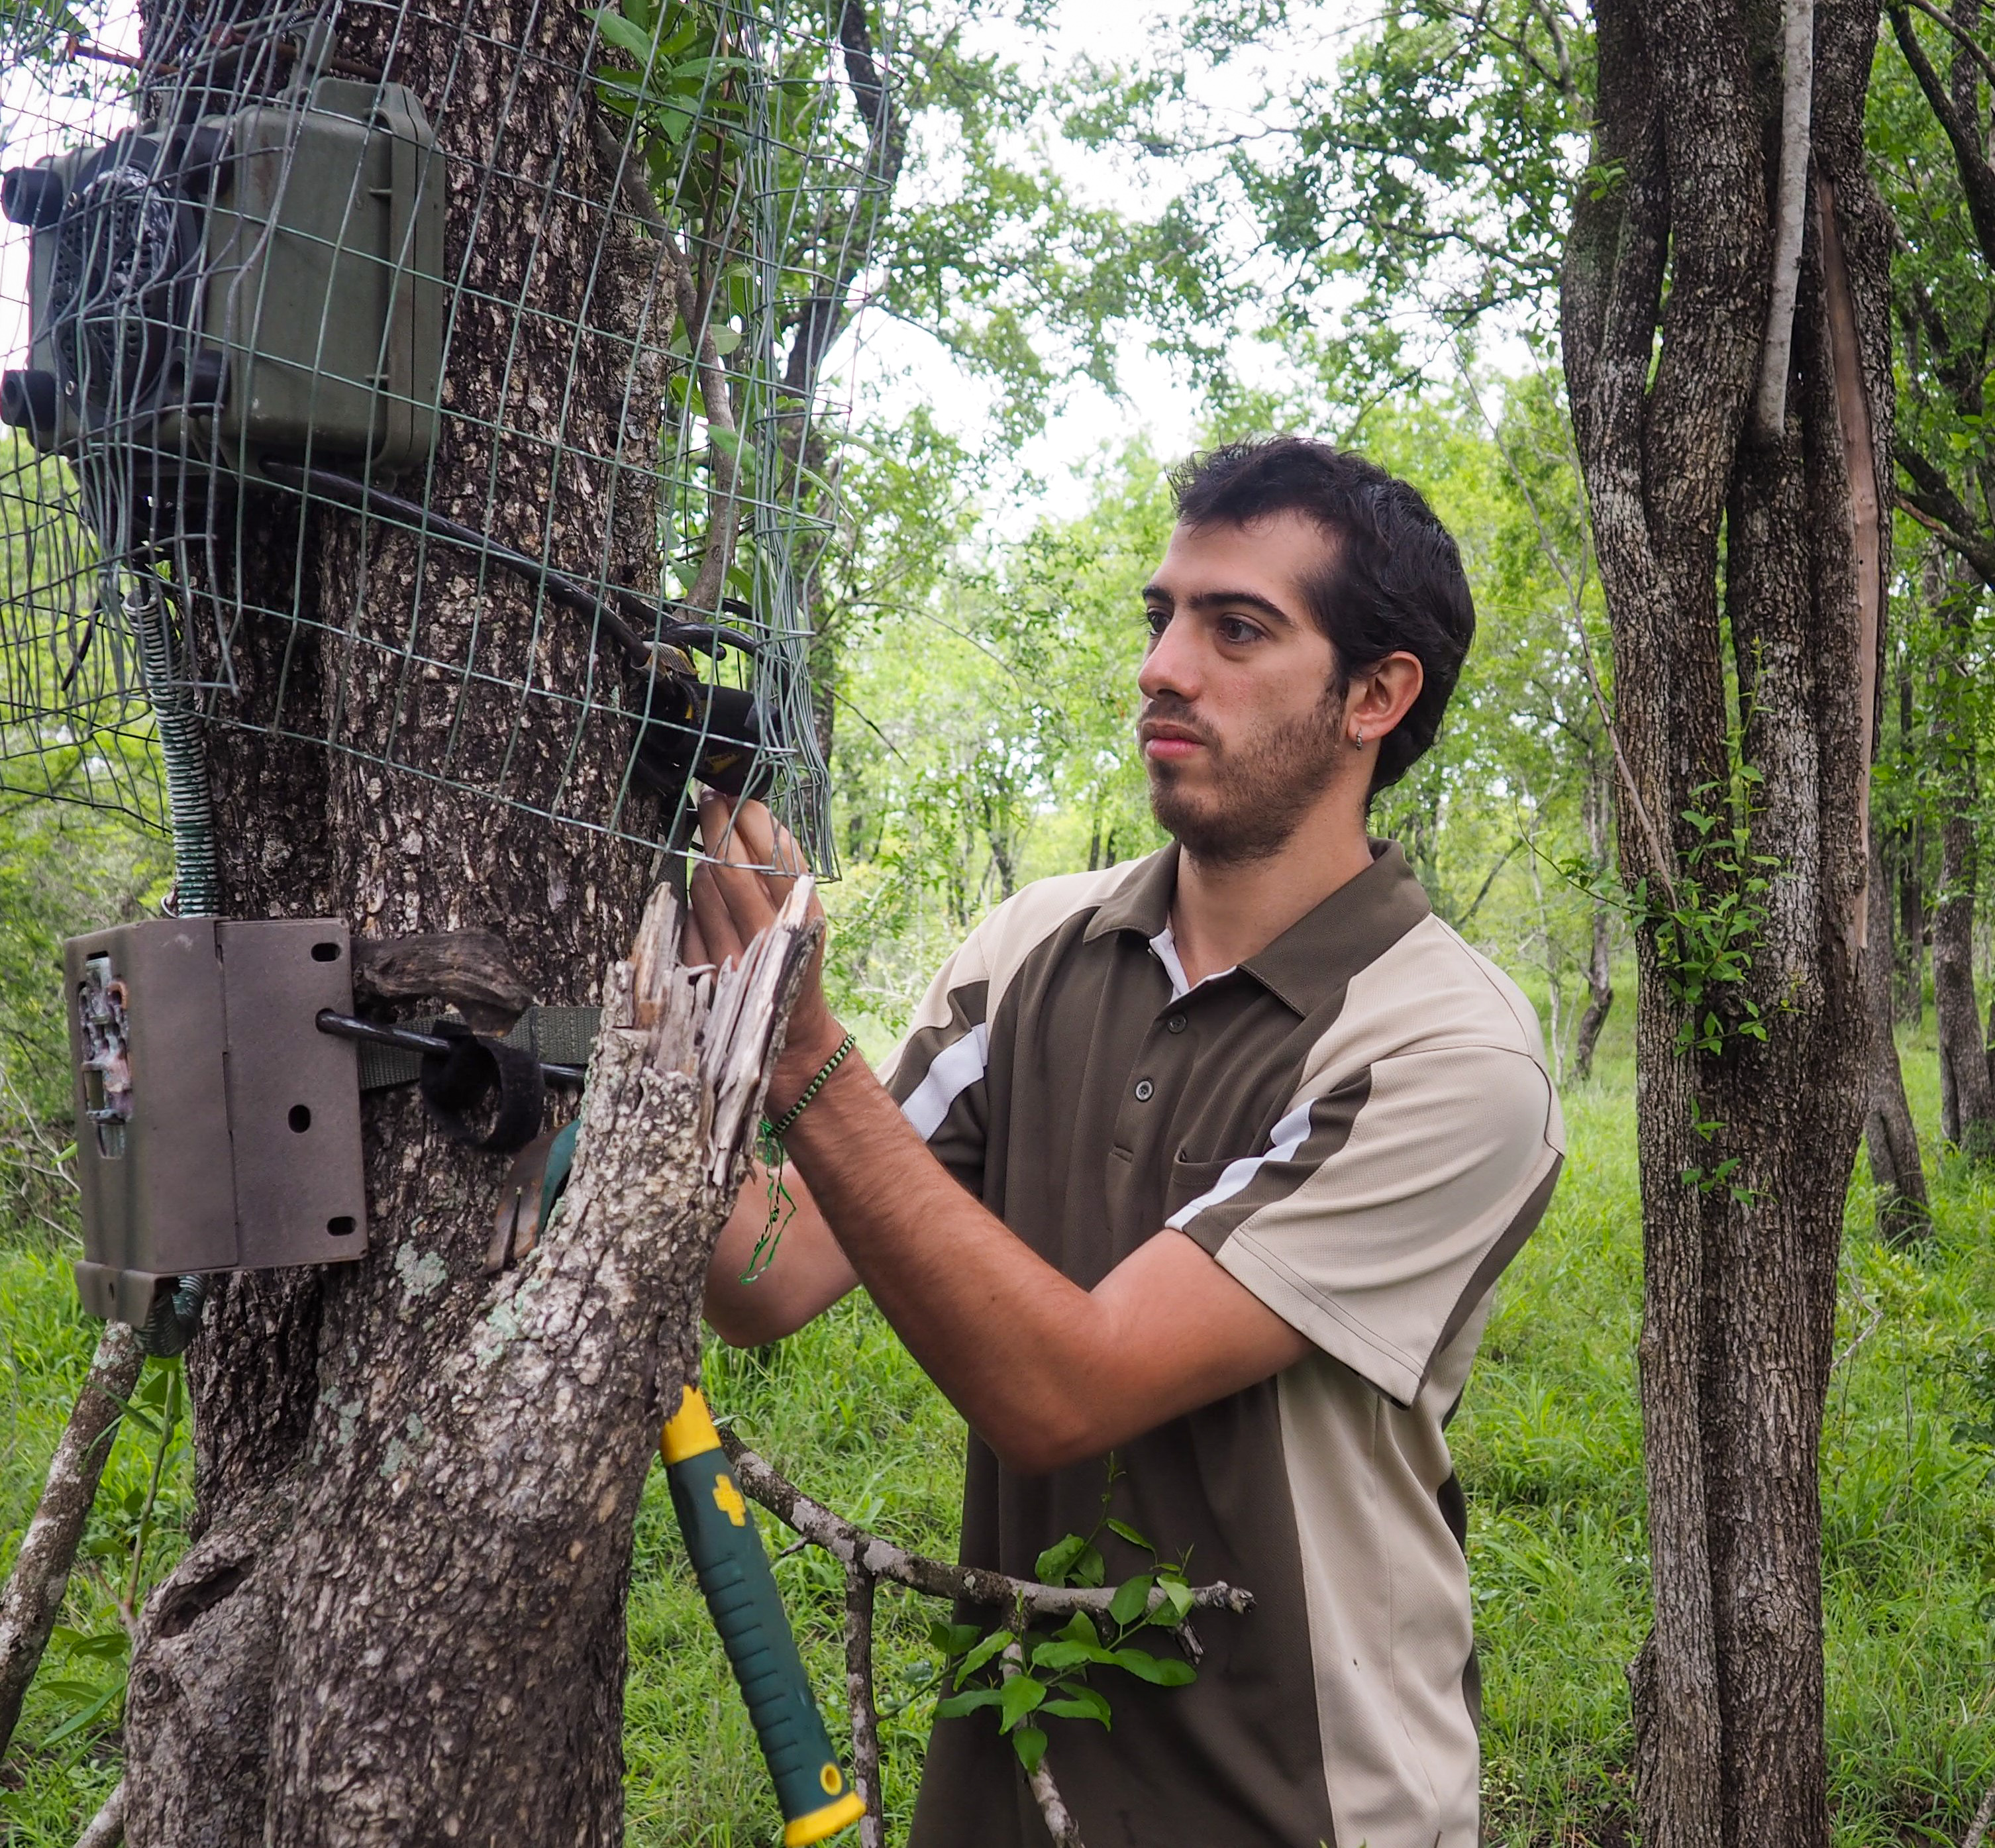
[1139, 721, 1211, 762]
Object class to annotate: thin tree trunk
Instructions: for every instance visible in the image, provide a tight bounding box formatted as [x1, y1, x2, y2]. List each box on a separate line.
[1928, 554, 1994, 1153]
[1573, 756, 1616, 1082]
[1863, 817, 1930, 1239]
[1561, 3, 1890, 1842]
[1892, 663, 1925, 1022]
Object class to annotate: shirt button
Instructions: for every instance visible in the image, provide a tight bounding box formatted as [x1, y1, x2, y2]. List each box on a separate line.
[1134, 1079, 1155, 1102]
[1166, 1014, 1188, 1033]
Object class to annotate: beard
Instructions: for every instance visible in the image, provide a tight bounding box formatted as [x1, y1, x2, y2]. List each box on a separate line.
[1145, 686, 1348, 867]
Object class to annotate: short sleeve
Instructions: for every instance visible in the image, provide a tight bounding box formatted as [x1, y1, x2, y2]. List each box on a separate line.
[876, 929, 996, 1190]
[1166, 1043, 1562, 1406]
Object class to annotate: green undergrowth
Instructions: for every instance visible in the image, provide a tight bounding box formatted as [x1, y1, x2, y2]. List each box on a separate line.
[7, 1013, 1995, 1845]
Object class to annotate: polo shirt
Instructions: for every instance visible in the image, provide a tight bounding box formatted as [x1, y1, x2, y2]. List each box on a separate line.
[880, 839, 1564, 1848]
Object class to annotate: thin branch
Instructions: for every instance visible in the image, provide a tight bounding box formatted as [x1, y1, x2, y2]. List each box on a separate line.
[1902, 0, 1995, 103]
[591, 119, 742, 617]
[1, 1323, 143, 1755]
[72, 1777, 124, 1848]
[844, 1566, 885, 1848]
[1753, 0, 1816, 442]
[1451, 355, 1680, 906]
[1001, 1636, 1085, 1848]
[724, 1438, 1253, 1625]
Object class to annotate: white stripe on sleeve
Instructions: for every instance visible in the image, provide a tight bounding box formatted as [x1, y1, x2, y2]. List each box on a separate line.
[901, 1021, 990, 1143]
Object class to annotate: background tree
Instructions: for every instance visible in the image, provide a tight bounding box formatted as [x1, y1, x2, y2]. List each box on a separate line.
[1560, 3, 1892, 1842]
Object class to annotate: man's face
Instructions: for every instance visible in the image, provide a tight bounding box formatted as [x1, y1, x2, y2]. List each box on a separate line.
[1137, 513, 1353, 866]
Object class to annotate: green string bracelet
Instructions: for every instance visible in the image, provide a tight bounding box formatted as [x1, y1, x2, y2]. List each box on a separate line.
[762, 1031, 857, 1143]
[742, 1032, 856, 1285]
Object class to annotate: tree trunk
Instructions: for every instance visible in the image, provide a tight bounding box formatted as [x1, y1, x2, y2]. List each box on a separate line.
[114, 3, 750, 1839]
[1928, 555, 1994, 1154]
[1863, 817, 1930, 1240]
[1573, 753, 1617, 1082]
[1892, 663, 1925, 1021]
[1561, 2, 1890, 1843]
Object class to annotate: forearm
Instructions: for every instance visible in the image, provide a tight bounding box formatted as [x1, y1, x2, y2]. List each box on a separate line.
[703, 1162, 857, 1347]
[780, 1050, 1127, 1473]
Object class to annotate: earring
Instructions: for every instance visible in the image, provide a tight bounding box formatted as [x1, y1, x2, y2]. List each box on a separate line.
[1351, 728, 1364, 748]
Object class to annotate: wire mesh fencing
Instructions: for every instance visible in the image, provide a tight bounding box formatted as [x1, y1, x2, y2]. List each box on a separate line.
[0, 0, 894, 893]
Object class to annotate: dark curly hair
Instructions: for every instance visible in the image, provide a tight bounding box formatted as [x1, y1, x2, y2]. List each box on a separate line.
[1168, 436, 1476, 794]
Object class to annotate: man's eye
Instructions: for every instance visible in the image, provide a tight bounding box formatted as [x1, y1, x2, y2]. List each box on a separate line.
[1143, 606, 1170, 638]
[1217, 617, 1262, 644]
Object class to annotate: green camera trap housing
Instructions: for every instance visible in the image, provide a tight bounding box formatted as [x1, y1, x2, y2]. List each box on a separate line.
[2, 77, 443, 476]
[66, 917, 368, 1327]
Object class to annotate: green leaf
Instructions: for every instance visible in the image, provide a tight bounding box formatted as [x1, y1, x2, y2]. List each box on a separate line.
[1071, 1542, 1106, 1588]
[999, 1672, 1046, 1731]
[592, 7, 654, 61]
[1043, 1685, 1113, 1726]
[1103, 1516, 1151, 1549]
[929, 1620, 981, 1657]
[1011, 1724, 1048, 1772]
[1029, 1638, 1105, 1674]
[1055, 1610, 1099, 1647]
[1034, 1533, 1087, 1583]
[1108, 1573, 1154, 1627]
[953, 1629, 1008, 1686]
[1156, 1578, 1196, 1625]
[935, 1688, 1003, 1718]
[1111, 1647, 1196, 1686]
[40, 1681, 121, 1747]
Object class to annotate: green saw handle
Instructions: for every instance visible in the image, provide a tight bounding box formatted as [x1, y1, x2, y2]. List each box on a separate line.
[661, 1386, 864, 1847]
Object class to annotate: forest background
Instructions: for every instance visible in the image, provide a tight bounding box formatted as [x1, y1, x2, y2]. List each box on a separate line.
[7, 0, 1995, 1841]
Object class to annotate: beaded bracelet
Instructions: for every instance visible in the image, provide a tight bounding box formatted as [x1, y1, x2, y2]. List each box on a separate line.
[763, 1031, 856, 1143]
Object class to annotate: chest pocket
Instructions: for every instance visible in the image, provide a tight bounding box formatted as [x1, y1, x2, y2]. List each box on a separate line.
[1161, 1155, 1240, 1230]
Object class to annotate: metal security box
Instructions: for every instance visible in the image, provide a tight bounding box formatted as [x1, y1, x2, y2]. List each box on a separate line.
[66, 917, 368, 1325]
[2, 77, 443, 474]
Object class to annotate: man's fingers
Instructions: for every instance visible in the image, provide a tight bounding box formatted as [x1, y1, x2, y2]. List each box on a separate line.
[682, 909, 712, 968]
[696, 794, 783, 936]
[689, 861, 748, 965]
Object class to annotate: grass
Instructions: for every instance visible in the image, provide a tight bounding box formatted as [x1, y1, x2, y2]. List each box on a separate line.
[6, 1003, 1995, 1845]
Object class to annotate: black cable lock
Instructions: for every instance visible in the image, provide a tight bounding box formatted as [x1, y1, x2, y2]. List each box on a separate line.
[417, 1020, 546, 1153]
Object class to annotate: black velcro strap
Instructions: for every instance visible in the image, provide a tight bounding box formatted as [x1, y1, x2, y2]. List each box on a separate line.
[418, 1021, 546, 1153]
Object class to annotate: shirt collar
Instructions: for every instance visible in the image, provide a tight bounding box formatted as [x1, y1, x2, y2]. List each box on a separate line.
[1084, 839, 1433, 1017]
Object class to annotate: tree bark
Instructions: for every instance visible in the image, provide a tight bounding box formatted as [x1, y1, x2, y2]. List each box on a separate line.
[1573, 753, 1617, 1082]
[1560, 2, 1890, 1843]
[114, 1, 755, 1839]
[1892, 662, 1925, 1022]
[1863, 817, 1931, 1239]
[1927, 554, 1994, 1154]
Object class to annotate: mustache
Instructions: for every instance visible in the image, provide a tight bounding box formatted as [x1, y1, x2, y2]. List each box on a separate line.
[1136, 699, 1219, 749]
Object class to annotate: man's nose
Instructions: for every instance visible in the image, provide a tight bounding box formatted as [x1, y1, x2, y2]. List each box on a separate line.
[1138, 615, 1201, 702]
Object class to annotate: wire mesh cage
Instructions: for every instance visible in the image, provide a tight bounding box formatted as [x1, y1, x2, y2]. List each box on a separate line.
[0, 0, 889, 899]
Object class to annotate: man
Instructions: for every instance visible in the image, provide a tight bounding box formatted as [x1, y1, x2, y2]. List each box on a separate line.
[690, 436, 1564, 1847]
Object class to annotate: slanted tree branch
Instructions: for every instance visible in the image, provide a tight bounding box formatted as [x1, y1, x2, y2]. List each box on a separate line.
[1894, 439, 1995, 587]
[593, 118, 743, 617]
[0, 1321, 142, 1756]
[725, 1439, 1256, 1848]
[723, 1437, 1254, 1632]
[72, 1779, 125, 1848]
[1886, 0, 1995, 266]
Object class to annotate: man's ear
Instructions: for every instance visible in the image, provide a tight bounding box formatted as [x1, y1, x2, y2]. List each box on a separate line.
[1348, 652, 1424, 738]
